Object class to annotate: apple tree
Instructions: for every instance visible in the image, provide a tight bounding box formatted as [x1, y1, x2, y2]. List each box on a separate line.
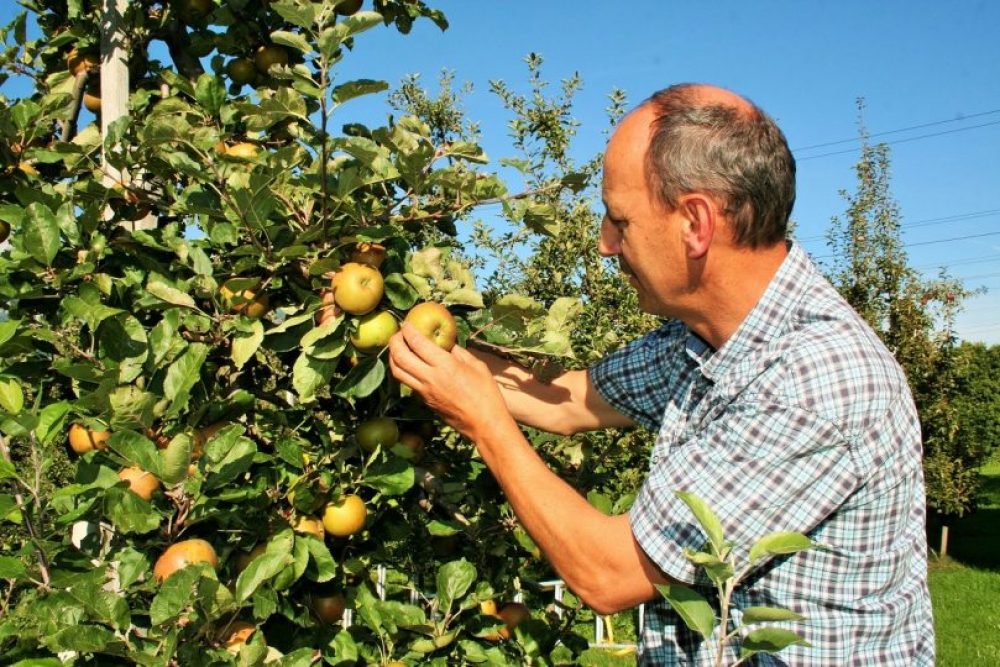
[0, 1, 608, 664]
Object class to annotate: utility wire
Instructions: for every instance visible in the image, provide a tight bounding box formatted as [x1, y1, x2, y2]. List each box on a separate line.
[796, 208, 1000, 244]
[796, 119, 1000, 161]
[793, 108, 1000, 151]
[810, 230, 1000, 260]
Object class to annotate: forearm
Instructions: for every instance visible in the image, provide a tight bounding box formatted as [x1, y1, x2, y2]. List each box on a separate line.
[469, 348, 632, 435]
[471, 414, 664, 613]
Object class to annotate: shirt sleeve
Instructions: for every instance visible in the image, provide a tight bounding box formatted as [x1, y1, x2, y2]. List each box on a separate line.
[629, 401, 860, 584]
[588, 322, 687, 431]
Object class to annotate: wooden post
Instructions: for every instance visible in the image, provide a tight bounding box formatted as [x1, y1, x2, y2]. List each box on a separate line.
[940, 524, 950, 559]
[101, 0, 156, 230]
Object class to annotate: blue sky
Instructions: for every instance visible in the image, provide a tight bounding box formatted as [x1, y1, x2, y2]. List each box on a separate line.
[3, 1, 999, 343]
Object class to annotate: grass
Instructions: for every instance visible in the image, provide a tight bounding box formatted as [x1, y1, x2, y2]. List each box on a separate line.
[927, 459, 1000, 666]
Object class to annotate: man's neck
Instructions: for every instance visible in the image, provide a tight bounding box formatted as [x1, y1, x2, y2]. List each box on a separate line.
[683, 242, 789, 350]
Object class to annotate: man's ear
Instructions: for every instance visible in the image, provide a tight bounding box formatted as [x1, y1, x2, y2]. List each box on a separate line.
[678, 193, 716, 259]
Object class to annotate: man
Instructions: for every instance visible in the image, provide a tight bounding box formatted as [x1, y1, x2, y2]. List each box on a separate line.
[388, 83, 934, 665]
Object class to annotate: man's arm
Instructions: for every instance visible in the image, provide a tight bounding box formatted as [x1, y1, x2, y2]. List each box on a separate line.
[468, 347, 635, 436]
[388, 325, 672, 613]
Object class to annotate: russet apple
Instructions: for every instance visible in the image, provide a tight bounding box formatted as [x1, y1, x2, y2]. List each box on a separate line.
[350, 310, 399, 353]
[404, 302, 457, 351]
[332, 262, 384, 315]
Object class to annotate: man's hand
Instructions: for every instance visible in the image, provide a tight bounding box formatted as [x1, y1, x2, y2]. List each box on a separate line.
[388, 323, 514, 442]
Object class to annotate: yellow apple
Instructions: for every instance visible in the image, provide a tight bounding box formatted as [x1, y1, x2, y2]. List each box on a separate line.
[350, 310, 399, 353]
[321, 494, 367, 537]
[332, 262, 384, 315]
[404, 302, 457, 351]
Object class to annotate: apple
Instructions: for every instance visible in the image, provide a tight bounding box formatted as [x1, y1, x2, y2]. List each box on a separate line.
[83, 88, 101, 114]
[350, 310, 399, 353]
[235, 542, 267, 573]
[66, 48, 99, 75]
[404, 302, 457, 351]
[220, 142, 259, 160]
[153, 538, 218, 582]
[394, 432, 424, 462]
[481, 601, 530, 641]
[220, 284, 269, 318]
[293, 515, 326, 540]
[349, 242, 386, 268]
[118, 466, 161, 501]
[356, 417, 399, 453]
[219, 621, 257, 654]
[332, 262, 384, 315]
[0, 220, 10, 244]
[321, 494, 367, 537]
[174, 0, 214, 25]
[68, 423, 111, 454]
[335, 0, 363, 15]
[254, 45, 289, 74]
[311, 593, 346, 624]
[226, 57, 257, 86]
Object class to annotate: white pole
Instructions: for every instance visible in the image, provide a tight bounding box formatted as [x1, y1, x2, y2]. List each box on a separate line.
[101, 0, 156, 230]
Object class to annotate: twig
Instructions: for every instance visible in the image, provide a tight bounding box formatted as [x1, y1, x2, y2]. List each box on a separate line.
[0, 434, 51, 589]
[413, 466, 471, 527]
[62, 69, 91, 142]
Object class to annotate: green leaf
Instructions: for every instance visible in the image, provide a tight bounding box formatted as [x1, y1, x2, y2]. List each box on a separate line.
[43, 625, 115, 653]
[333, 356, 385, 399]
[655, 583, 716, 640]
[741, 606, 805, 625]
[203, 435, 256, 490]
[523, 202, 560, 237]
[159, 433, 193, 484]
[384, 273, 419, 310]
[104, 486, 161, 534]
[236, 551, 292, 602]
[0, 460, 17, 482]
[0, 318, 21, 349]
[302, 535, 336, 583]
[748, 531, 813, 564]
[164, 343, 209, 415]
[0, 378, 23, 415]
[271, 30, 313, 55]
[436, 559, 477, 611]
[675, 490, 726, 554]
[108, 430, 162, 477]
[24, 202, 61, 265]
[363, 457, 415, 496]
[682, 548, 734, 585]
[270, 1, 316, 28]
[328, 629, 358, 665]
[232, 319, 264, 369]
[194, 75, 227, 116]
[740, 627, 811, 658]
[147, 280, 198, 310]
[150, 565, 206, 625]
[332, 79, 389, 106]
[0, 555, 26, 579]
[443, 288, 484, 308]
[292, 353, 337, 403]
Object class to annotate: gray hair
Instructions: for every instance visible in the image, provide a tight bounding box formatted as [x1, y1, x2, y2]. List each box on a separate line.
[644, 84, 796, 248]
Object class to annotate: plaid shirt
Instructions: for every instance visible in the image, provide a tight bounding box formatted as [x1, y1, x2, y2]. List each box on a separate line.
[590, 243, 934, 666]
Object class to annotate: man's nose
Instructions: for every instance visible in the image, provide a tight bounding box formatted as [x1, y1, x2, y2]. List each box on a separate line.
[598, 217, 620, 257]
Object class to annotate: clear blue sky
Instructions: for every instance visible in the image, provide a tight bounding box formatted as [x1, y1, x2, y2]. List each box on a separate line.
[3, 1, 999, 342]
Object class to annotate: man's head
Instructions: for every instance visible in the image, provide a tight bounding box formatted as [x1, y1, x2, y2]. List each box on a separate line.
[600, 84, 795, 334]
[644, 84, 795, 248]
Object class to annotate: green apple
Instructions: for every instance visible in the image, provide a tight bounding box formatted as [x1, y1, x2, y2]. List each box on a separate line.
[350, 310, 399, 353]
[404, 302, 458, 351]
[356, 417, 399, 453]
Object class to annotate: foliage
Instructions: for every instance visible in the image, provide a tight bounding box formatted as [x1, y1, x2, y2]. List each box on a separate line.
[952, 342, 1000, 467]
[0, 1, 609, 664]
[824, 100, 979, 519]
[655, 492, 813, 667]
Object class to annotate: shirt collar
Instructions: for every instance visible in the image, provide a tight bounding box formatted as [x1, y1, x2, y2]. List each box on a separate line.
[692, 241, 817, 384]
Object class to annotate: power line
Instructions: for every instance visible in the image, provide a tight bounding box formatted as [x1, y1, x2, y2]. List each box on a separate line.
[810, 230, 1000, 260]
[796, 119, 1000, 161]
[917, 253, 1000, 271]
[797, 208, 1000, 243]
[793, 108, 1000, 151]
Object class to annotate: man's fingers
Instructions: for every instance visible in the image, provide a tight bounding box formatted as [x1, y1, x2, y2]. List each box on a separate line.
[388, 354, 424, 392]
[400, 322, 452, 364]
